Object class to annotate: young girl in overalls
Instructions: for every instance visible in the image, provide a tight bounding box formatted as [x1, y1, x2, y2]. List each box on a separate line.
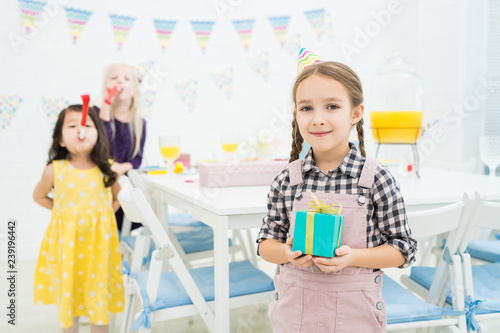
[257, 54, 417, 332]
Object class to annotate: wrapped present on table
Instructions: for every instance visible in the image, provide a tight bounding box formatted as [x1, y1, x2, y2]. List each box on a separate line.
[292, 193, 344, 258]
[198, 160, 287, 187]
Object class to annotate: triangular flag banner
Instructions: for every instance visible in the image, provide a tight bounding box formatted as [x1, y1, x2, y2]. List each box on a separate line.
[324, 12, 335, 43]
[211, 67, 234, 100]
[64, 7, 93, 44]
[18, 0, 47, 36]
[190, 21, 215, 54]
[0, 95, 22, 130]
[152, 19, 177, 53]
[248, 52, 269, 83]
[268, 16, 290, 47]
[108, 14, 136, 50]
[285, 33, 301, 56]
[297, 48, 324, 74]
[232, 19, 255, 52]
[134, 60, 155, 83]
[141, 90, 156, 121]
[41, 96, 68, 129]
[174, 80, 198, 113]
[304, 9, 325, 39]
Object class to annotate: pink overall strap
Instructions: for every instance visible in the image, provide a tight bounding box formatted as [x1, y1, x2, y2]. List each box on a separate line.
[358, 157, 378, 189]
[288, 159, 303, 187]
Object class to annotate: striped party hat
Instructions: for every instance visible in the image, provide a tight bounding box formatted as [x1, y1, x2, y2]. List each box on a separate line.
[297, 48, 324, 74]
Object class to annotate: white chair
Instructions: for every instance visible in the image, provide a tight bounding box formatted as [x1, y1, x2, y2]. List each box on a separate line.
[125, 170, 249, 269]
[458, 193, 500, 332]
[117, 185, 274, 333]
[398, 193, 475, 332]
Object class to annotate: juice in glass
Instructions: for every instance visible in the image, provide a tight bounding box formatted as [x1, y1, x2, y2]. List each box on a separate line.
[370, 111, 423, 144]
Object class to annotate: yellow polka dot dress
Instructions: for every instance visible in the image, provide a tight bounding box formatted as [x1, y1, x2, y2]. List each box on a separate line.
[34, 160, 124, 328]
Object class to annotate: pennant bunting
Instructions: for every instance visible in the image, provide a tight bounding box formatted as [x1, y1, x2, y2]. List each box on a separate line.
[232, 19, 255, 52]
[64, 7, 93, 44]
[141, 90, 156, 121]
[174, 80, 198, 113]
[304, 9, 325, 39]
[285, 33, 301, 56]
[0, 95, 22, 130]
[211, 68, 234, 100]
[190, 21, 215, 54]
[108, 14, 136, 50]
[18, 0, 47, 36]
[324, 12, 335, 43]
[247, 52, 269, 83]
[134, 60, 155, 83]
[268, 16, 290, 47]
[152, 19, 177, 53]
[41, 96, 68, 129]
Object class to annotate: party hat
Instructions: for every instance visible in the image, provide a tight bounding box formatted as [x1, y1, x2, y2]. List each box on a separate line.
[297, 48, 324, 73]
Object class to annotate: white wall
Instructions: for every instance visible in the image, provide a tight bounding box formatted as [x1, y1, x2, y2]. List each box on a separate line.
[0, 0, 489, 260]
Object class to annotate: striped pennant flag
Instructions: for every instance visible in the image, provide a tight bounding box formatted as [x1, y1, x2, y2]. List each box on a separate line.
[190, 21, 215, 54]
[0, 95, 23, 131]
[64, 7, 93, 44]
[108, 14, 136, 50]
[297, 48, 324, 74]
[17, 0, 47, 36]
[152, 19, 177, 53]
[304, 9, 325, 39]
[232, 19, 255, 52]
[268, 16, 290, 47]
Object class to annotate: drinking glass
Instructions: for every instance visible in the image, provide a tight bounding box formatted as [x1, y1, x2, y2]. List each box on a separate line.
[479, 136, 500, 177]
[159, 135, 181, 175]
[220, 132, 239, 161]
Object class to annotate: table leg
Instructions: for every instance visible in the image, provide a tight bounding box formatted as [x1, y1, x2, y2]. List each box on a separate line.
[214, 216, 230, 332]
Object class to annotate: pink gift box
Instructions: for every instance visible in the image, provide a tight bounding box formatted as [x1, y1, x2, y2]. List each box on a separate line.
[198, 160, 288, 187]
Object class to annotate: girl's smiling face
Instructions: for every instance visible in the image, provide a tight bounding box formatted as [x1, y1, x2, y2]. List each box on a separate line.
[59, 110, 98, 156]
[295, 73, 363, 156]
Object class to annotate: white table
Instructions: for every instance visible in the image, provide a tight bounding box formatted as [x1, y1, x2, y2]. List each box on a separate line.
[144, 168, 500, 332]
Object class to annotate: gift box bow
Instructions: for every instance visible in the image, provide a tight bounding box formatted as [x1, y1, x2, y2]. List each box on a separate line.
[308, 193, 342, 215]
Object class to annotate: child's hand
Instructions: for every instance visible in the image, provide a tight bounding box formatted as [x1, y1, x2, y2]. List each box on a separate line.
[284, 237, 314, 268]
[313, 245, 355, 272]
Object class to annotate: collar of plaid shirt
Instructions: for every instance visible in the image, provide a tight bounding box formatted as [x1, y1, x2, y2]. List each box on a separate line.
[301, 143, 364, 179]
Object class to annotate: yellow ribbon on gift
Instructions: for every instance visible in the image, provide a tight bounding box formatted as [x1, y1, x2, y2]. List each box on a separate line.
[305, 193, 342, 255]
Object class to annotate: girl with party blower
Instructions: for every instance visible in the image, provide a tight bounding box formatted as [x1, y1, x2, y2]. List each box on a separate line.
[33, 105, 124, 332]
[257, 49, 417, 332]
[96, 63, 146, 232]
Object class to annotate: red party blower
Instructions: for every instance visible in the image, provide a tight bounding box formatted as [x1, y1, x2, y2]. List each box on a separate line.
[79, 94, 90, 140]
[104, 85, 122, 105]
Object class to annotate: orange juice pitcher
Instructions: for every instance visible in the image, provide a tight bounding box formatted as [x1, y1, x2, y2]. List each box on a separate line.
[369, 56, 424, 144]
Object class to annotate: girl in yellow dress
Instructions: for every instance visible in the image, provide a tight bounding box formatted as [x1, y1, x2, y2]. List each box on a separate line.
[33, 105, 124, 332]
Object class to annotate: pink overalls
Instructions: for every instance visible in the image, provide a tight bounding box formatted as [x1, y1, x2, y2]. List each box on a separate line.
[269, 157, 386, 333]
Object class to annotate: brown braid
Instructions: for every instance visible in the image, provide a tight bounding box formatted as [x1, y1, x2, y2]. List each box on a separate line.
[289, 112, 304, 162]
[356, 118, 366, 157]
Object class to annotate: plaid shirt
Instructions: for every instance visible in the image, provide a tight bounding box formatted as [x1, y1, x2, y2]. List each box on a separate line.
[257, 145, 417, 268]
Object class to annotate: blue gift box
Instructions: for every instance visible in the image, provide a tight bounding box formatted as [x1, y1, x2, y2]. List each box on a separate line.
[292, 210, 344, 258]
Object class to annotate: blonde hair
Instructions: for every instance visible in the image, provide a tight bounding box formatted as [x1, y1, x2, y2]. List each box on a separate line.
[102, 63, 143, 159]
[289, 61, 365, 162]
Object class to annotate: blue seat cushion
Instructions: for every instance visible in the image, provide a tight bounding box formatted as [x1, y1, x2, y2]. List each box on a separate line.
[467, 240, 500, 263]
[168, 211, 206, 228]
[134, 260, 274, 309]
[174, 227, 232, 254]
[410, 263, 500, 314]
[121, 227, 232, 255]
[382, 275, 443, 324]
